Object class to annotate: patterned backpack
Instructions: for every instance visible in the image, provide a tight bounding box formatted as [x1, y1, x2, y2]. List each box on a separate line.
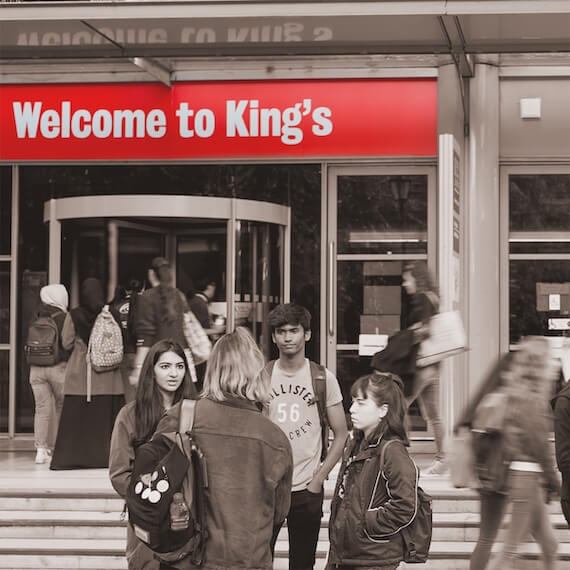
[85, 305, 123, 401]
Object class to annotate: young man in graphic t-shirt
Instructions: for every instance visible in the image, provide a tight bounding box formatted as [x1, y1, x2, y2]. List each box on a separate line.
[267, 303, 348, 570]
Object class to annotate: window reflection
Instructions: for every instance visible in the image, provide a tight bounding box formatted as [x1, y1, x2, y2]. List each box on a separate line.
[508, 173, 570, 344]
[338, 175, 428, 255]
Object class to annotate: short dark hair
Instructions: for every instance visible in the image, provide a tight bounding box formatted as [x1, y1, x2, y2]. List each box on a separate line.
[268, 303, 311, 333]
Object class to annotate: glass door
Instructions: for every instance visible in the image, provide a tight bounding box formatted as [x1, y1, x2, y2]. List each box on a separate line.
[326, 165, 436, 433]
[235, 221, 285, 357]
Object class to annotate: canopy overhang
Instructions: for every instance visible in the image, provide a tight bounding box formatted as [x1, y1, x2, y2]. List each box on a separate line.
[1, 1, 569, 62]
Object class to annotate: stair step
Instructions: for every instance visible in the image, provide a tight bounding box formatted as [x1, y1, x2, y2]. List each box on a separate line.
[0, 557, 127, 570]
[272, 540, 570, 560]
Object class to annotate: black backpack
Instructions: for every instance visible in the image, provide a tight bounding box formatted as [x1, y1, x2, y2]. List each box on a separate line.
[127, 400, 208, 565]
[265, 359, 329, 461]
[25, 311, 62, 366]
[379, 440, 433, 564]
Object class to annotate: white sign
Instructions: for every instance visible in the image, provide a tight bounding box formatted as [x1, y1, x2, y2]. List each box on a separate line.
[358, 334, 388, 357]
[549, 294, 561, 311]
[548, 318, 570, 331]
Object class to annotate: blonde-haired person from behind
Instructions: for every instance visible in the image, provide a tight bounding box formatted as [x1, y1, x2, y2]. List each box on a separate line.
[488, 336, 560, 570]
[153, 327, 293, 570]
[28, 284, 70, 464]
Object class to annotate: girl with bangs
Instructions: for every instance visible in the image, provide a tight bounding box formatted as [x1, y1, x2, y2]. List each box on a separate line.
[327, 372, 419, 570]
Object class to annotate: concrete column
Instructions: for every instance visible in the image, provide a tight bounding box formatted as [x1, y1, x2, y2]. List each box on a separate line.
[467, 61, 500, 394]
[437, 64, 468, 432]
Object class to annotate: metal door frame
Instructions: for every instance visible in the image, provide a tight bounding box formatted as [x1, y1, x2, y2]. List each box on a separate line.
[323, 164, 437, 373]
[44, 194, 291, 335]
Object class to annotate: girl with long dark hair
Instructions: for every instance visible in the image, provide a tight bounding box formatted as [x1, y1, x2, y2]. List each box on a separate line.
[109, 339, 197, 570]
[327, 372, 419, 570]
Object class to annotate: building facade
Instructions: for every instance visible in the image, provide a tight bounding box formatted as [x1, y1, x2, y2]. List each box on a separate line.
[1, 1, 569, 440]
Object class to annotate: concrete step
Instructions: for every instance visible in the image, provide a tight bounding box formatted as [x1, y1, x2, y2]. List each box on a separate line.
[0, 538, 568, 569]
[273, 540, 570, 561]
[1, 511, 568, 542]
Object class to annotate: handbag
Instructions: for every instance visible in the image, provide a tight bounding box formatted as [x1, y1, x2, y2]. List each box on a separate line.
[182, 310, 212, 365]
[449, 427, 476, 488]
[416, 310, 466, 368]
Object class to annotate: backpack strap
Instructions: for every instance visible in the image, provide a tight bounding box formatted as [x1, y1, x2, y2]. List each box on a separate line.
[309, 361, 329, 462]
[263, 359, 276, 379]
[85, 338, 93, 403]
[179, 399, 197, 435]
[378, 439, 397, 472]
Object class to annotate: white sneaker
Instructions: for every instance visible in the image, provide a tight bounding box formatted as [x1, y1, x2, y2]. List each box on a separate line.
[422, 459, 448, 476]
[35, 448, 51, 464]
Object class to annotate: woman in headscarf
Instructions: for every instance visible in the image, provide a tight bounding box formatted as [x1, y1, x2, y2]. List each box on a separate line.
[27, 284, 70, 464]
[51, 278, 124, 470]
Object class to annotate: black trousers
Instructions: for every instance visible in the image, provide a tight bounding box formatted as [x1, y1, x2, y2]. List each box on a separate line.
[271, 488, 324, 570]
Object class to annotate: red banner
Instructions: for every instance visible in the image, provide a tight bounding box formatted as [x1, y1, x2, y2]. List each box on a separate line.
[0, 79, 437, 160]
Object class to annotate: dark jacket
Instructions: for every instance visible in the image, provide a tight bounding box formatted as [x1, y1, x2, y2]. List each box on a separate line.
[155, 396, 293, 570]
[188, 293, 211, 330]
[553, 381, 570, 499]
[135, 286, 188, 348]
[328, 433, 418, 568]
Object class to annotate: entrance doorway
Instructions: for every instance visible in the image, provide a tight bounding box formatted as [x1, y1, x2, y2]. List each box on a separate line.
[325, 165, 436, 436]
[5, 195, 291, 434]
[46, 195, 290, 353]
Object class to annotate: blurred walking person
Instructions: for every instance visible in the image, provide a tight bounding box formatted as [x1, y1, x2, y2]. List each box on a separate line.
[457, 337, 560, 569]
[402, 261, 447, 475]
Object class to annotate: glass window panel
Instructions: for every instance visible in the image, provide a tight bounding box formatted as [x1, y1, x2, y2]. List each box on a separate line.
[0, 262, 9, 344]
[0, 167, 11, 255]
[510, 241, 570, 255]
[337, 260, 419, 345]
[18, 271, 47, 434]
[0, 350, 8, 431]
[336, 353, 427, 432]
[509, 174, 570, 233]
[21, 163, 321, 360]
[119, 228, 165, 289]
[177, 223, 226, 304]
[338, 175, 428, 255]
[509, 260, 570, 345]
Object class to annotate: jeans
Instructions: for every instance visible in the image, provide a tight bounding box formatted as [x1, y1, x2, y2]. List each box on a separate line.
[29, 362, 66, 450]
[470, 491, 508, 570]
[486, 470, 558, 570]
[406, 365, 445, 461]
[271, 488, 324, 570]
